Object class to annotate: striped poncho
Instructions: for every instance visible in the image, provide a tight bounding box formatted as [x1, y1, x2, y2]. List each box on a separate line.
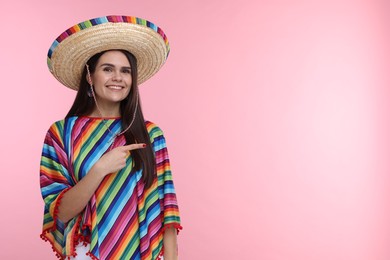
[40, 116, 181, 259]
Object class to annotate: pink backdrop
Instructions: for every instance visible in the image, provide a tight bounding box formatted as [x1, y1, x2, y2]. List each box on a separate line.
[1, 0, 389, 259]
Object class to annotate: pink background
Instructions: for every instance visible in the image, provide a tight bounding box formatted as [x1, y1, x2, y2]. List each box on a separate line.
[1, 0, 389, 259]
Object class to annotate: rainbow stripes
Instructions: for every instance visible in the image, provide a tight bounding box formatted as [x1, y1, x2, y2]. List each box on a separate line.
[40, 117, 181, 259]
[48, 15, 170, 60]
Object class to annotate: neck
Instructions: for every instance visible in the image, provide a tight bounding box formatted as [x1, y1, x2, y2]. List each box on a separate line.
[90, 102, 121, 118]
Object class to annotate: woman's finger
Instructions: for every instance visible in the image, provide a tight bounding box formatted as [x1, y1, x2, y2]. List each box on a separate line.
[122, 143, 146, 151]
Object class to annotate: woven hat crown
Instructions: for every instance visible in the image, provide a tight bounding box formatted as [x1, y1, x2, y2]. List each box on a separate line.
[48, 15, 170, 90]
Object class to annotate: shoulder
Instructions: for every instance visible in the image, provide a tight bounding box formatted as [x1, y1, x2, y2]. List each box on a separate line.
[145, 120, 164, 137]
[46, 116, 79, 137]
[145, 120, 165, 143]
[47, 116, 73, 130]
[47, 119, 65, 134]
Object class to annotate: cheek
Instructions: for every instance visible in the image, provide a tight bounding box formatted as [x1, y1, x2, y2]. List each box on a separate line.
[126, 77, 133, 89]
[127, 76, 133, 86]
[125, 87, 132, 96]
[92, 74, 106, 86]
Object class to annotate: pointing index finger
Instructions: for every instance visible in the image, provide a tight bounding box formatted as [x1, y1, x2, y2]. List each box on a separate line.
[122, 143, 146, 151]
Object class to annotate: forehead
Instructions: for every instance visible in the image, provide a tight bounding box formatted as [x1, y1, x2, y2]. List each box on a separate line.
[97, 50, 130, 66]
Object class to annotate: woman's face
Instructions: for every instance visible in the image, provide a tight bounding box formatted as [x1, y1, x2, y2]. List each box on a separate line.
[89, 50, 132, 107]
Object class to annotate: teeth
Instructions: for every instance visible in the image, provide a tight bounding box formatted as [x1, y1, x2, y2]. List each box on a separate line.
[108, 86, 122, 90]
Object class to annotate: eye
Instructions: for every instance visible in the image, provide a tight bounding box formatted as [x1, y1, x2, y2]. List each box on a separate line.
[103, 67, 113, 72]
[122, 68, 131, 74]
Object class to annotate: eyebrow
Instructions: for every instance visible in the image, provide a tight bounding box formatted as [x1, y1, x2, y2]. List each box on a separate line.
[99, 63, 131, 69]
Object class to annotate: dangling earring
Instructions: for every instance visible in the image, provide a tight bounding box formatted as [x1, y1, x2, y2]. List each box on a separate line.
[87, 87, 93, 97]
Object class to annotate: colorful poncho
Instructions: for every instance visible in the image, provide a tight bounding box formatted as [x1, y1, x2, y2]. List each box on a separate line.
[40, 116, 181, 259]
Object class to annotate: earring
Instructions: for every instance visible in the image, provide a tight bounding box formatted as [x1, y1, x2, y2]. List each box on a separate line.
[87, 87, 93, 97]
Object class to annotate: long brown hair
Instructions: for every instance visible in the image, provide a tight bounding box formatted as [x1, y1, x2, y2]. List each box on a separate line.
[66, 50, 156, 188]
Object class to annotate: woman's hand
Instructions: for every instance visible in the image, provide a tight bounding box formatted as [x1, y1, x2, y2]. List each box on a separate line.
[93, 143, 146, 177]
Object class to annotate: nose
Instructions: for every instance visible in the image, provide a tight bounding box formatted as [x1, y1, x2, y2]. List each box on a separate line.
[112, 70, 122, 81]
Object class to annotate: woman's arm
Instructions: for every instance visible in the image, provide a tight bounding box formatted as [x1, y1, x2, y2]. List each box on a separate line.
[148, 122, 182, 260]
[58, 143, 145, 223]
[163, 227, 178, 260]
[57, 163, 105, 223]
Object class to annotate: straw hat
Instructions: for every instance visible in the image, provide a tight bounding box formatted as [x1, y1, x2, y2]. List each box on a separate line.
[47, 15, 170, 90]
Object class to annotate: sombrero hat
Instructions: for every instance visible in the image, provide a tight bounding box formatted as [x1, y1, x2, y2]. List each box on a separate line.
[47, 15, 170, 90]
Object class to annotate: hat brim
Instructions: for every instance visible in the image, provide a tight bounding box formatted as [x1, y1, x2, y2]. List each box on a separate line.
[48, 16, 169, 90]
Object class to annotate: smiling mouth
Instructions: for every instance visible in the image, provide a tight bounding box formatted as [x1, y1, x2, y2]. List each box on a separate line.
[107, 85, 124, 90]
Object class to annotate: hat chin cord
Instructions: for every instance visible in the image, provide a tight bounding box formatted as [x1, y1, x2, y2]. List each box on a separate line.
[85, 64, 139, 145]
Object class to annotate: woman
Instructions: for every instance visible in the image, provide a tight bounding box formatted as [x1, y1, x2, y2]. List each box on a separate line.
[40, 16, 182, 260]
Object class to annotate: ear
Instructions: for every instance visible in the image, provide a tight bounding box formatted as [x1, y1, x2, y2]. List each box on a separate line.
[86, 74, 93, 85]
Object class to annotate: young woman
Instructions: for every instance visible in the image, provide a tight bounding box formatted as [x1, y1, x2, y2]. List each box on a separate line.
[40, 16, 182, 260]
